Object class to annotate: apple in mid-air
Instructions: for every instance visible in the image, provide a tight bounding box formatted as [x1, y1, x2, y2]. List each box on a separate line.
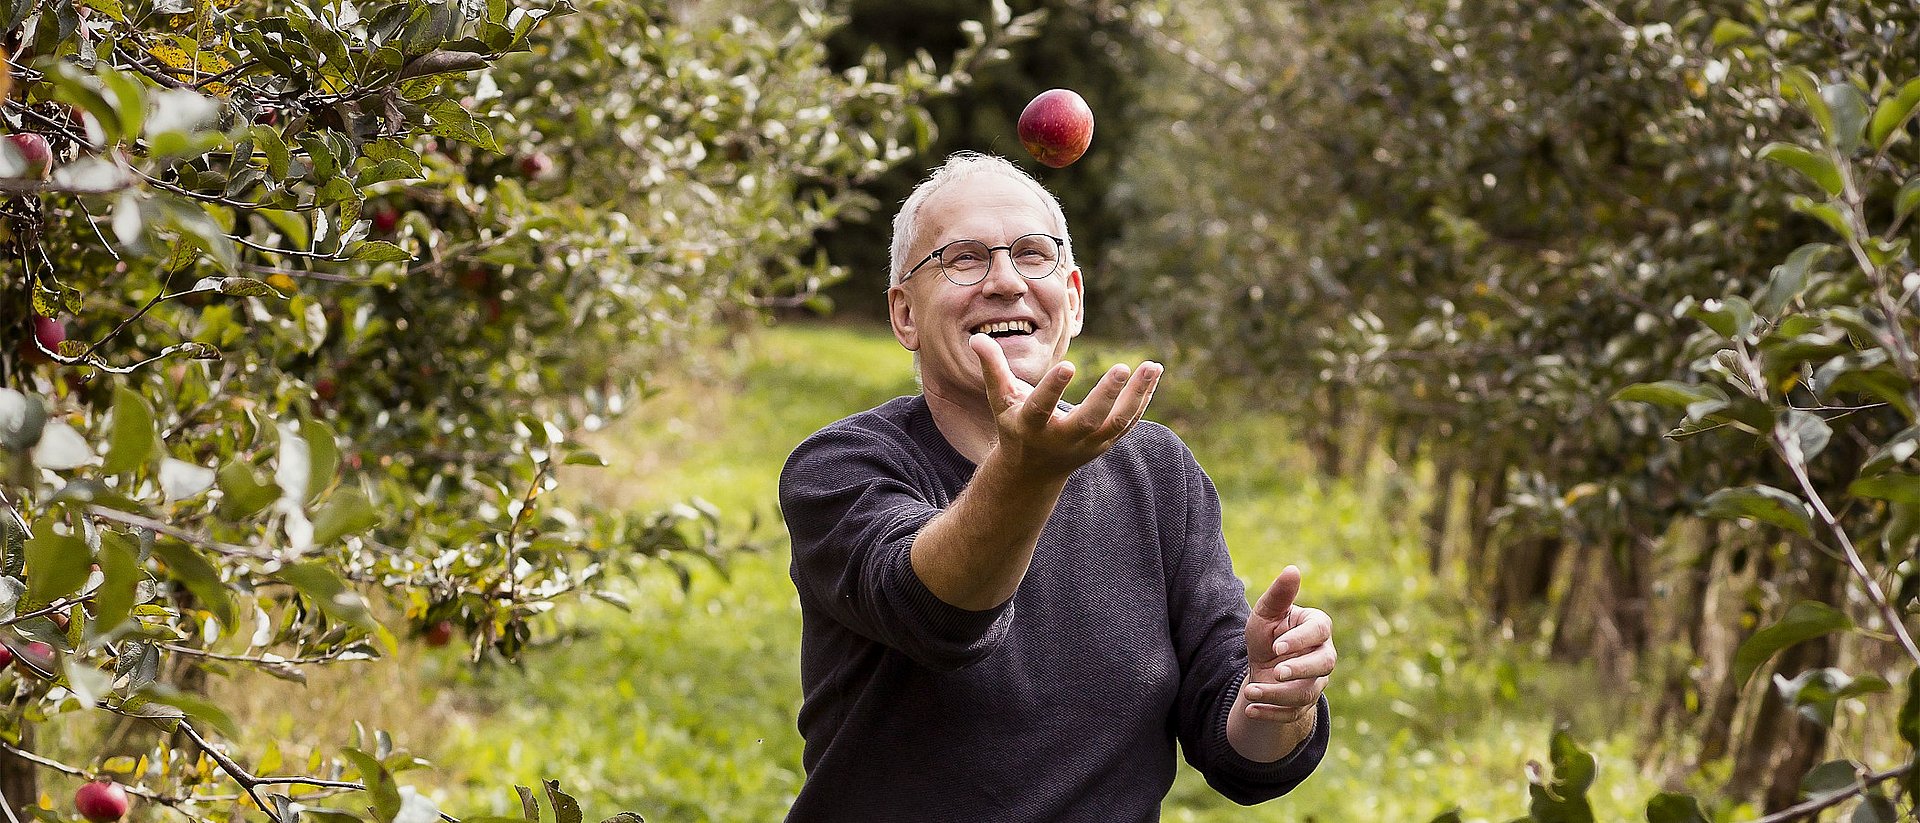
[1017, 89, 1094, 169]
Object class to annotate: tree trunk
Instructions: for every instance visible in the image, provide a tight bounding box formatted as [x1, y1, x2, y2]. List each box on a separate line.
[1491, 534, 1562, 629]
[1424, 456, 1457, 576]
[1725, 540, 1843, 811]
[0, 724, 36, 819]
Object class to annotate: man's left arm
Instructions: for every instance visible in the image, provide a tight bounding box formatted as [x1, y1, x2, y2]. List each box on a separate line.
[1229, 565, 1336, 762]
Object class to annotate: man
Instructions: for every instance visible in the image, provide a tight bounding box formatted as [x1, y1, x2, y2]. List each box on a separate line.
[779, 152, 1334, 821]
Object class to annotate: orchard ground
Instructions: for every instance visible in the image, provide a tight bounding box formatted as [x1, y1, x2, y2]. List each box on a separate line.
[194, 321, 1665, 822]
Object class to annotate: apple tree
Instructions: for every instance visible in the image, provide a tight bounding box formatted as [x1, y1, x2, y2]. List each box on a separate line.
[0, 0, 1009, 821]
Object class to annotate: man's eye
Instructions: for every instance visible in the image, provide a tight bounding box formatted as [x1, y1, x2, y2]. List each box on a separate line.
[948, 253, 985, 266]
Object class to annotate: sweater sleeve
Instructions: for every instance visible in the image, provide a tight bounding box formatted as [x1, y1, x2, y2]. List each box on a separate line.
[1162, 433, 1329, 804]
[779, 425, 1013, 672]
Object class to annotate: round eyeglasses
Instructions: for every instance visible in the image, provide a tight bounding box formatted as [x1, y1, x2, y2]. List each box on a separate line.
[903, 233, 1065, 287]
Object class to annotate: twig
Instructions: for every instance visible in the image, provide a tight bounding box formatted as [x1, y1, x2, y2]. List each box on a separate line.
[1747, 761, 1910, 822]
[84, 506, 278, 561]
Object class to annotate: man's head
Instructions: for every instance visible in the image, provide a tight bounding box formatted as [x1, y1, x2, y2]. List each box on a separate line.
[886, 152, 1085, 403]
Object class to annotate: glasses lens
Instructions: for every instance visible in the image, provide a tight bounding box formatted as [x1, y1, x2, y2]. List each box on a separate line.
[938, 240, 992, 285]
[1010, 234, 1060, 279]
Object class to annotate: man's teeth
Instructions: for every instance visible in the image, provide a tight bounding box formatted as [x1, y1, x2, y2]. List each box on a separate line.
[973, 320, 1035, 335]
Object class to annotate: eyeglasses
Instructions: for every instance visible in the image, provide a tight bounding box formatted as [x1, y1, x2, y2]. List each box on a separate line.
[902, 233, 1065, 287]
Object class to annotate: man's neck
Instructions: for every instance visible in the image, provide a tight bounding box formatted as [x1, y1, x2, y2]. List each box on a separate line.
[921, 385, 998, 465]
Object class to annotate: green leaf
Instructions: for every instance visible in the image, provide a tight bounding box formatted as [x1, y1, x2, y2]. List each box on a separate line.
[1759, 143, 1843, 196]
[1823, 83, 1870, 155]
[344, 749, 402, 823]
[1871, 78, 1920, 152]
[1896, 177, 1920, 229]
[346, 240, 414, 263]
[136, 682, 239, 735]
[1849, 474, 1920, 505]
[423, 99, 499, 151]
[1902, 673, 1920, 748]
[544, 781, 582, 823]
[91, 530, 141, 639]
[311, 484, 381, 545]
[24, 533, 90, 608]
[276, 564, 390, 653]
[1699, 485, 1815, 537]
[1777, 410, 1832, 463]
[101, 386, 156, 475]
[1852, 792, 1897, 823]
[1687, 297, 1755, 340]
[149, 541, 234, 628]
[1526, 730, 1596, 823]
[1644, 793, 1706, 823]
[301, 419, 340, 504]
[1757, 243, 1831, 316]
[251, 124, 290, 179]
[1734, 601, 1853, 687]
[1800, 759, 1861, 802]
[1611, 381, 1724, 409]
[218, 277, 284, 298]
[1790, 195, 1855, 241]
[515, 785, 541, 823]
[216, 460, 279, 520]
[1708, 18, 1752, 48]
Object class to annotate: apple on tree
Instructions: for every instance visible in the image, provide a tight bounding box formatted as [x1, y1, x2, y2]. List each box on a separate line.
[3, 132, 53, 180]
[21, 315, 66, 362]
[424, 620, 455, 647]
[1017, 89, 1094, 169]
[75, 780, 130, 823]
[518, 151, 555, 179]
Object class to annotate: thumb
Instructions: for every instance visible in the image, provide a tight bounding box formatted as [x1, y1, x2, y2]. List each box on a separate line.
[971, 333, 1019, 402]
[1252, 565, 1302, 621]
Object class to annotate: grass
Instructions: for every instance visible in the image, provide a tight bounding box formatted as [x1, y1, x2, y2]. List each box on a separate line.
[207, 319, 1661, 822]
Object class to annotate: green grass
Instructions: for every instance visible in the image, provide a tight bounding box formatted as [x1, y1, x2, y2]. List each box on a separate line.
[223, 320, 1661, 822]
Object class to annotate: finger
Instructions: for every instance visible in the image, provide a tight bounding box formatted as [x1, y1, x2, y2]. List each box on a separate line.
[1105, 361, 1162, 433]
[1271, 610, 1333, 659]
[1023, 360, 1076, 423]
[1065, 363, 1131, 432]
[1251, 565, 1302, 621]
[1267, 645, 1336, 682]
[1245, 677, 1329, 711]
[970, 334, 1021, 407]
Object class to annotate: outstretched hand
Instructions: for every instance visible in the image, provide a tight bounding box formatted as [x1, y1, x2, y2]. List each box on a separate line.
[970, 333, 1161, 479]
[1241, 565, 1335, 723]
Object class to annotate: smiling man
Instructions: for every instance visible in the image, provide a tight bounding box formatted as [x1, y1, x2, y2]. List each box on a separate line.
[778, 152, 1334, 821]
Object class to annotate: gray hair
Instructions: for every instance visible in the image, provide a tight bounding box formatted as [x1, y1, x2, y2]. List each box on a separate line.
[887, 151, 1074, 289]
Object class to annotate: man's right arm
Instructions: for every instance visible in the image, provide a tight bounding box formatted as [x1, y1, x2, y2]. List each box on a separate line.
[907, 334, 1162, 612]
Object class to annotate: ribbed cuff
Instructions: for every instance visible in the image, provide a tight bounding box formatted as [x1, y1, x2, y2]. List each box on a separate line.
[1211, 667, 1331, 775]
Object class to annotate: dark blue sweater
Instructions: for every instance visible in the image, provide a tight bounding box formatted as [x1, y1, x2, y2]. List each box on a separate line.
[779, 394, 1329, 822]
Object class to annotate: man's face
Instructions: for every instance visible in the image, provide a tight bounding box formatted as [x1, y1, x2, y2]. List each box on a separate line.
[888, 172, 1085, 403]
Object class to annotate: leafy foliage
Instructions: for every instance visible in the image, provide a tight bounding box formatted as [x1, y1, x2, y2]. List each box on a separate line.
[0, 0, 1011, 820]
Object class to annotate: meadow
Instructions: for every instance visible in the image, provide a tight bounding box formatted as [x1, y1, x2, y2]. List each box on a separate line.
[218, 321, 1663, 822]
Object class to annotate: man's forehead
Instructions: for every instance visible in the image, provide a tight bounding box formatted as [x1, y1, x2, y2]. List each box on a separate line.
[913, 172, 1057, 237]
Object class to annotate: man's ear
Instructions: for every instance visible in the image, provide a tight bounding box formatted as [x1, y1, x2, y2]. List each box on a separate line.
[1066, 267, 1085, 339]
[888, 284, 920, 351]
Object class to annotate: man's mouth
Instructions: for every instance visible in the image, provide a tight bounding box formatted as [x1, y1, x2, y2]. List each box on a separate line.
[972, 320, 1035, 338]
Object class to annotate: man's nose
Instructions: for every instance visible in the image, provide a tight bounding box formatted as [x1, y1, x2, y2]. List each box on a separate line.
[977, 248, 1029, 297]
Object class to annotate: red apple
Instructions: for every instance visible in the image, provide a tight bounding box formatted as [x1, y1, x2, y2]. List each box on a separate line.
[424, 620, 454, 648]
[22, 315, 66, 362]
[458, 266, 490, 293]
[518, 152, 554, 179]
[14, 641, 52, 675]
[5, 132, 53, 180]
[74, 780, 129, 822]
[369, 203, 400, 235]
[0, 645, 12, 668]
[1017, 89, 1095, 169]
[315, 378, 338, 401]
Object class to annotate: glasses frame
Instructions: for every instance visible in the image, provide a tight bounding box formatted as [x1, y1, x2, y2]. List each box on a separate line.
[901, 233, 1066, 287]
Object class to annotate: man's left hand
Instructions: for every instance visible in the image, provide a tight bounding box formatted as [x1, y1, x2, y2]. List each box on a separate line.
[1241, 565, 1335, 723]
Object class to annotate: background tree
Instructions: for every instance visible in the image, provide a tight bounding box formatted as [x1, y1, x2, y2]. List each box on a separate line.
[0, 0, 1013, 820]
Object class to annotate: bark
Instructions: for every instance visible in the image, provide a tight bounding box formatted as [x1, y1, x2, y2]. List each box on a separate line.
[1424, 456, 1458, 576]
[1490, 534, 1562, 628]
[0, 724, 34, 820]
[1725, 541, 1844, 811]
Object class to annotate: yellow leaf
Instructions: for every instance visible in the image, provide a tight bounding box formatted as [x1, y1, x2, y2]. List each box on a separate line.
[148, 42, 193, 70]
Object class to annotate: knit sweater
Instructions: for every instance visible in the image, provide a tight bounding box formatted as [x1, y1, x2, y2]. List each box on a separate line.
[778, 394, 1329, 822]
